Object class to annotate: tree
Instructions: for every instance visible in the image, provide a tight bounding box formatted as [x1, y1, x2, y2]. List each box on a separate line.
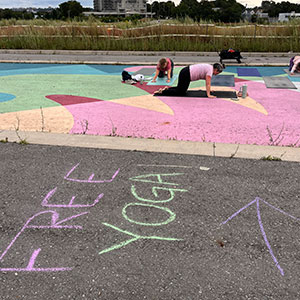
[150, 1, 176, 19]
[58, 1, 84, 19]
[175, 0, 201, 20]
[212, 0, 244, 22]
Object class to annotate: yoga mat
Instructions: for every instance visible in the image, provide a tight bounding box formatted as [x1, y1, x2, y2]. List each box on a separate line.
[211, 75, 235, 87]
[237, 68, 261, 77]
[284, 69, 300, 77]
[263, 76, 297, 89]
[147, 75, 178, 86]
[132, 68, 156, 76]
[155, 90, 238, 99]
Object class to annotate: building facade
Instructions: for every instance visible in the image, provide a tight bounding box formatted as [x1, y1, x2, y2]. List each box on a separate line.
[278, 11, 300, 22]
[93, 0, 147, 15]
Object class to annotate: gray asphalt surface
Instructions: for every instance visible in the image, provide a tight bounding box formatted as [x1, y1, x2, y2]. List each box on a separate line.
[0, 50, 292, 65]
[0, 142, 299, 299]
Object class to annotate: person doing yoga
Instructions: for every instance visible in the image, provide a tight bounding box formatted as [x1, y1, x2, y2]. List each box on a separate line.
[152, 57, 174, 83]
[289, 55, 300, 75]
[154, 63, 225, 98]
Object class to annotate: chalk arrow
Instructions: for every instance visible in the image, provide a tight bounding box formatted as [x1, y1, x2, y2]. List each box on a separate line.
[221, 197, 300, 276]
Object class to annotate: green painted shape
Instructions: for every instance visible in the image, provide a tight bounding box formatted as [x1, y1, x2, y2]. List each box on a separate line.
[0, 74, 148, 114]
[190, 81, 206, 88]
[237, 76, 264, 81]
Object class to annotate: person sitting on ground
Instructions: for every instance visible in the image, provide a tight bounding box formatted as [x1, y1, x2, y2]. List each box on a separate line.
[154, 63, 225, 98]
[289, 55, 300, 75]
[152, 58, 174, 83]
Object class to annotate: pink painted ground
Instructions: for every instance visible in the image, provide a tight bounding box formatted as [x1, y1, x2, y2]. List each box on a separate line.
[62, 80, 300, 146]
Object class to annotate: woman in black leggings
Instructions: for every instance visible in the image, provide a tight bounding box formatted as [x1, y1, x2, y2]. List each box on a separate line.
[154, 63, 224, 99]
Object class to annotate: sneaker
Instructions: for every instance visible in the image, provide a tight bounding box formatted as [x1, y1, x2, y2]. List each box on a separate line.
[124, 79, 136, 85]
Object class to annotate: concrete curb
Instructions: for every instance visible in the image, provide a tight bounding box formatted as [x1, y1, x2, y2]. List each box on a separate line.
[0, 60, 288, 66]
[0, 49, 293, 57]
[1, 130, 300, 162]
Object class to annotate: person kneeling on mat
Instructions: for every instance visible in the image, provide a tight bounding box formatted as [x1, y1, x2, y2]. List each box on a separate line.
[154, 63, 224, 98]
[152, 58, 174, 83]
[289, 55, 300, 75]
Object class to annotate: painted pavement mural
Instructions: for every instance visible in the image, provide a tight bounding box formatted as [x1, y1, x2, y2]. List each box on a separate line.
[0, 63, 299, 146]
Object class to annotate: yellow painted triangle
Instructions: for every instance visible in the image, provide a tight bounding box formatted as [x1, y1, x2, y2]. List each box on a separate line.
[0, 106, 73, 133]
[110, 94, 174, 115]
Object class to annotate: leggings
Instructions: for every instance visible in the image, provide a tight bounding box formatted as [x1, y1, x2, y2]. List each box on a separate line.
[289, 56, 295, 71]
[161, 66, 191, 96]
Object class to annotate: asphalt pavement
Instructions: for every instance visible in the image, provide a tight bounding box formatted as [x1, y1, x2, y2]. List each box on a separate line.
[0, 142, 300, 299]
[0, 49, 293, 66]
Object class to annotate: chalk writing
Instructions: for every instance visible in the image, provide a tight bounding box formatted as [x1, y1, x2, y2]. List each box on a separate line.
[99, 223, 182, 255]
[64, 163, 120, 183]
[221, 197, 300, 276]
[137, 164, 210, 171]
[0, 248, 73, 272]
[199, 166, 210, 171]
[137, 164, 193, 168]
[0, 210, 88, 262]
[0, 162, 119, 272]
[131, 185, 187, 203]
[129, 173, 184, 185]
[98, 172, 187, 255]
[42, 187, 104, 208]
[122, 202, 176, 226]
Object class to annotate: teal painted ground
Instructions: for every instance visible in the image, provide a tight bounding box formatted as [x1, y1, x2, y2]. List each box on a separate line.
[0, 63, 299, 115]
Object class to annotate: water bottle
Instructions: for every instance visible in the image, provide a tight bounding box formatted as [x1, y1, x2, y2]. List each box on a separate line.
[242, 84, 247, 98]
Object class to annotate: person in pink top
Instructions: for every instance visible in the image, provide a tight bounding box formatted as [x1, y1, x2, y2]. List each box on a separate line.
[289, 55, 300, 75]
[152, 58, 174, 83]
[154, 63, 224, 98]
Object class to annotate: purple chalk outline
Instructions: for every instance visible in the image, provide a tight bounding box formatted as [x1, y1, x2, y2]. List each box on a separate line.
[42, 187, 104, 208]
[0, 248, 73, 272]
[64, 163, 120, 183]
[0, 210, 88, 262]
[221, 197, 300, 276]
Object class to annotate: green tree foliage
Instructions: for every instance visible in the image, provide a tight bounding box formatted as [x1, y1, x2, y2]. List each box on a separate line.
[175, 0, 201, 20]
[198, 1, 216, 21]
[0, 9, 34, 20]
[150, 1, 176, 19]
[213, 0, 244, 22]
[58, 1, 84, 19]
[150, 0, 244, 22]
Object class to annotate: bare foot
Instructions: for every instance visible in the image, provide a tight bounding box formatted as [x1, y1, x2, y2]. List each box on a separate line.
[154, 88, 163, 95]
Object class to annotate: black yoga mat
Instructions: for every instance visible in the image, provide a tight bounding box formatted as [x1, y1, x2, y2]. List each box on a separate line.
[155, 90, 238, 98]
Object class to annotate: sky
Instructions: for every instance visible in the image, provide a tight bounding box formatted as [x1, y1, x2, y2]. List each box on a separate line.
[0, 0, 299, 9]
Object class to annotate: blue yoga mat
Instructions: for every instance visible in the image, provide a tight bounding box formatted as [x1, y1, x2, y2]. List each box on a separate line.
[237, 68, 261, 77]
[147, 75, 178, 86]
